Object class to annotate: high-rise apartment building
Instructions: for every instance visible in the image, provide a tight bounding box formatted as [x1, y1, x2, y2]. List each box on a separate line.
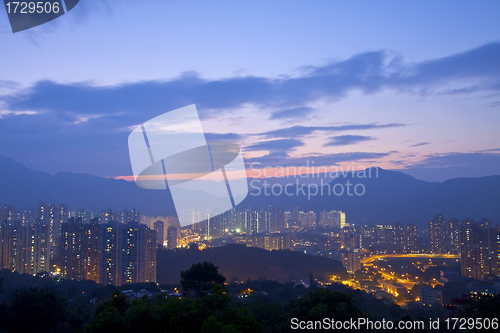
[446, 218, 461, 254]
[1, 205, 155, 285]
[76, 209, 92, 224]
[19, 210, 36, 226]
[291, 205, 299, 224]
[393, 223, 405, 253]
[339, 211, 346, 229]
[246, 210, 264, 235]
[404, 224, 419, 253]
[99, 222, 119, 285]
[251, 232, 292, 251]
[319, 210, 342, 230]
[154, 220, 165, 248]
[461, 220, 492, 280]
[96, 210, 112, 224]
[218, 208, 239, 234]
[344, 252, 361, 274]
[267, 205, 284, 233]
[115, 222, 156, 285]
[167, 226, 177, 250]
[0, 205, 17, 224]
[284, 211, 291, 229]
[489, 228, 500, 277]
[60, 220, 156, 285]
[60, 217, 99, 282]
[330, 251, 361, 274]
[86, 218, 100, 282]
[0, 219, 51, 274]
[340, 227, 362, 251]
[127, 209, 140, 223]
[118, 223, 143, 285]
[144, 228, 157, 283]
[36, 203, 68, 259]
[298, 211, 316, 229]
[429, 214, 447, 254]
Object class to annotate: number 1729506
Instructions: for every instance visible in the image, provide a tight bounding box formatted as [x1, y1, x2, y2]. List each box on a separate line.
[5, 2, 60, 14]
[445, 318, 498, 330]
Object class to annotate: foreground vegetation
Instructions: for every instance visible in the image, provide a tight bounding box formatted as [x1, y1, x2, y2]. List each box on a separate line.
[0, 262, 498, 332]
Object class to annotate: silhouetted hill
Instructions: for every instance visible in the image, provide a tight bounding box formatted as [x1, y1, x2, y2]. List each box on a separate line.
[0, 153, 174, 216]
[412, 176, 500, 223]
[0, 153, 499, 228]
[241, 168, 500, 227]
[156, 244, 347, 284]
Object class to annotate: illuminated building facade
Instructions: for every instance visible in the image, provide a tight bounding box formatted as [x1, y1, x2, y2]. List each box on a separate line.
[37, 203, 68, 259]
[154, 220, 164, 248]
[429, 214, 447, 254]
[460, 219, 495, 280]
[0, 219, 50, 274]
[60, 220, 156, 285]
[251, 232, 292, 251]
[167, 226, 177, 249]
[404, 224, 419, 253]
[267, 205, 284, 233]
[446, 218, 461, 254]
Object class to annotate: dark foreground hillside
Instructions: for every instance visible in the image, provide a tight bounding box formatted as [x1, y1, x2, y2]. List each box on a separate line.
[156, 244, 347, 284]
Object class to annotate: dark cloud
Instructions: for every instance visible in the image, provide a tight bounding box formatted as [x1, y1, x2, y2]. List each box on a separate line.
[479, 148, 500, 152]
[401, 151, 500, 181]
[324, 135, 374, 147]
[407, 152, 500, 170]
[260, 126, 319, 138]
[260, 123, 405, 139]
[3, 42, 499, 123]
[205, 132, 242, 142]
[409, 142, 430, 148]
[245, 139, 304, 152]
[246, 151, 391, 168]
[3, 42, 500, 118]
[270, 107, 313, 120]
[388, 43, 500, 90]
[0, 80, 20, 89]
[245, 151, 290, 166]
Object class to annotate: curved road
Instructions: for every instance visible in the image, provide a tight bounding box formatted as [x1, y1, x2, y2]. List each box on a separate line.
[362, 253, 460, 265]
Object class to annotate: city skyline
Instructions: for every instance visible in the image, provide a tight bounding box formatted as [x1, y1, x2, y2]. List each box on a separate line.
[3, 201, 498, 290]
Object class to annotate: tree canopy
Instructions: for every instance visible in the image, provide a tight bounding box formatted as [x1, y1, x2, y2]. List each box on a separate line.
[181, 261, 226, 297]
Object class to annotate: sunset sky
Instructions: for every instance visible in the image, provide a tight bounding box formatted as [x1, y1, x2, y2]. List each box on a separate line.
[1, 1, 499, 182]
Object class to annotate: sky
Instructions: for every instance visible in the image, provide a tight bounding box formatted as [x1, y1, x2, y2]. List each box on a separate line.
[0, 0, 499, 182]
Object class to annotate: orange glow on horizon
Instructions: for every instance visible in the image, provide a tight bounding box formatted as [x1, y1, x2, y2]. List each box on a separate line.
[111, 162, 400, 181]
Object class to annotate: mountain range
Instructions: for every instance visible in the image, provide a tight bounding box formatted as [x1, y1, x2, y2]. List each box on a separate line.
[242, 168, 500, 228]
[0, 153, 498, 229]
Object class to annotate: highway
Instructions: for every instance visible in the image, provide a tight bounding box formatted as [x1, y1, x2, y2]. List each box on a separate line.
[362, 253, 460, 265]
[327, 253, 460, 303]
[361, 253, 460, 292]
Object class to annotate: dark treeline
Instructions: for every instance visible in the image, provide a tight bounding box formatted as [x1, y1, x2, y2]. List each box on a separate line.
[0, 269, 162, 302]
[0, 266, 498, 332]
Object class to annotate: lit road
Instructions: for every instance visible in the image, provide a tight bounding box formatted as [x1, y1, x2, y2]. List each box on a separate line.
[362, 253, 460, 265]
[329, 253, 461, 302]
[362, 253, 460, 292]
[377, 269, 414, 289]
